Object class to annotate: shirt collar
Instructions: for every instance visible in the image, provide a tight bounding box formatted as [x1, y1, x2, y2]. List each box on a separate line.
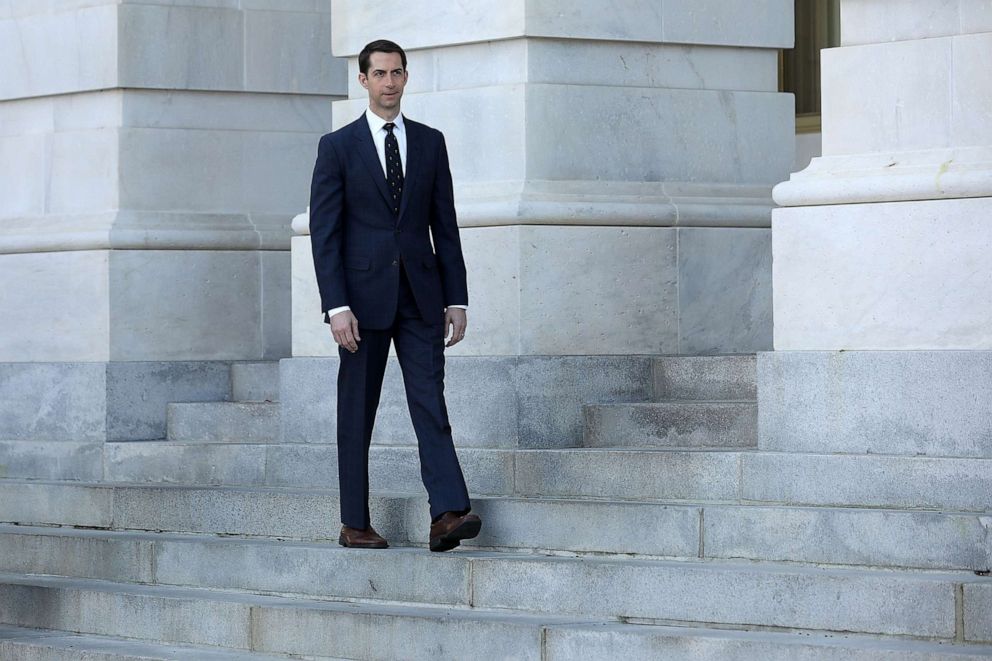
[365, 107, 405, 135]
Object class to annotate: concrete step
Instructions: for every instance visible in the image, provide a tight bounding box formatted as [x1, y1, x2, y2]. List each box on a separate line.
[546, 622, 992, 660]
[738, 450, 992, 513]
[166, 402, 280, 443]
[102, 441, 516, 495]
[231, 361, 280, 403]
[0, 440, 103, 481]
[583, 401, 757, 448]
[0, 573, 595, 660]
[166, 404, 498, 448]
[2, 481, 988, 571]
[0, 481, 409, 546]
[4, 618, 991, 661]
[100, 442, 992, 512]
[514, 448, 992, 512]
[0, 624, 295, 661]
[652, 355, 756, 401]
[0, 536, 988, 640]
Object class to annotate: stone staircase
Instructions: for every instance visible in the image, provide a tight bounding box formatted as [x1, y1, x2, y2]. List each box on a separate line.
[1, 356, 991, 659]
[166, 362, 281, 444]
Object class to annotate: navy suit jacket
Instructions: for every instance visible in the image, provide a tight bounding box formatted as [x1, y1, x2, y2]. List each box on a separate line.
[309, 114, 468, 330]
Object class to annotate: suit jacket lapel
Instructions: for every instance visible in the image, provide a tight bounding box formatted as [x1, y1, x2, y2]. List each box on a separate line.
[352, 118, 394, 212]
[398, 118, 423, 225]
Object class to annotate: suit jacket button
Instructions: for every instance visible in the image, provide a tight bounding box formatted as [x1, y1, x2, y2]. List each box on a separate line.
[392, 260, 398, 266]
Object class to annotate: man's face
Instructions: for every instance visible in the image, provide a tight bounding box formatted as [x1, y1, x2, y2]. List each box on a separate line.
[359, 51, 408, 117]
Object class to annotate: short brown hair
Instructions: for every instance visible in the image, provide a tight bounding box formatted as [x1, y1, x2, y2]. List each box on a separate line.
[359, 39, 407, 75]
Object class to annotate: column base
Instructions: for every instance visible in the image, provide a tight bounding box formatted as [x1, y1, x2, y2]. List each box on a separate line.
[773, 196, 992, 350]
[293, 225, 772, 357]
[0, 249, 290, 362]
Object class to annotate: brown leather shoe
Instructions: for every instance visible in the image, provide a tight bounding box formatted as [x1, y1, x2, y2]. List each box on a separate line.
[338, 525, 388, 549]
[429, 512, 482, 552]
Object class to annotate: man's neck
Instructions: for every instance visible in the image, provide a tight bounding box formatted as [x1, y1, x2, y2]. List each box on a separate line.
[369, 105, 401, 122]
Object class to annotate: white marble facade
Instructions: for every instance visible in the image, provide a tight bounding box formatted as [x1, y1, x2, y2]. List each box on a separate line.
[13, 0, 987, 363]
[0, 0, 346, 362]
[773, 0, 992, 350]
[1, 1, 793, 362]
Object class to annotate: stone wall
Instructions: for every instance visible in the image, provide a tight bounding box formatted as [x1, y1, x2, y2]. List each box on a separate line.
[0, 0, 347, 362]
[0, 0, 346, 440]
[773, 0, 992, 350]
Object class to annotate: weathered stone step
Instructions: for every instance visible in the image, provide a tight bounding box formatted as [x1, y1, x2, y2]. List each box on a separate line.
[0, 624, 295, 661]
[547, 622, 992, 660]
[99, 443, 992, 512]
[515, 448, 992, 512]
[166, 402, 280, 443]
[0, 482, 409, 546]
[231, 361, 280, 403]
[0, 536, 987, 640]
[738, 451, 992, 513]
[103, 441, 516, 494]
[2, 482, 988, 571]
[652, 354, 756, 401]
[0, 440, 103, 481]
[583, 401, 757, 448]
[4, 620, 991, 661]
[0, 573, 596, 660]
[166, 401, 504, 449]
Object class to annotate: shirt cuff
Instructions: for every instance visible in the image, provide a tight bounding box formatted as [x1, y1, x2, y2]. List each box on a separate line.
[447, 305, 468, 310]
[323, 306, 351, 324]
[326, 305, 351, 317]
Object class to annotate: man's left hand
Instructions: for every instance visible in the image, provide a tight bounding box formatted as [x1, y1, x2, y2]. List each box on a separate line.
[444, 308, 467, 347]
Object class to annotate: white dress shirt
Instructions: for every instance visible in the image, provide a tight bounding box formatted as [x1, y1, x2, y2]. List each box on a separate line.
[325, 108, 466, 321]
[366, 106, 407, 177]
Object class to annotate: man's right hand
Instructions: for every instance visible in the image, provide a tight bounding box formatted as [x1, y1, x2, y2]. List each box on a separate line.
[330, 310, 361, 353]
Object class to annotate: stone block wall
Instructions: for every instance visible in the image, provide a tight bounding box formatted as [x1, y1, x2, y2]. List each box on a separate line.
[0, 0, 347, 362]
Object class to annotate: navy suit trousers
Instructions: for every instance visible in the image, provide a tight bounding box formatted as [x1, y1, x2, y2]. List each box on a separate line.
[336, 263, 471, 529]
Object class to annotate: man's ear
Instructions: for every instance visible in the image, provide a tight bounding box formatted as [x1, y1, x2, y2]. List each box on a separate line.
[358, 73, 368, 90]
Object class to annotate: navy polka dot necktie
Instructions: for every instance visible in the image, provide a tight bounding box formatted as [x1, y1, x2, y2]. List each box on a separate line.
[384, 122, 403, 216]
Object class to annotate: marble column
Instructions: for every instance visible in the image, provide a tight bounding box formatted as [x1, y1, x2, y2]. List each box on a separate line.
[773, 0, 992, 350]
[282, 1, 795, 448]
[0, 0, 346, 440]
[763, 0, 992, 456]
[291, 0, 795, 358]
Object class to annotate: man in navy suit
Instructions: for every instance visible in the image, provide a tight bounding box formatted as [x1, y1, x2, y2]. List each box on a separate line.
[309, 39, 481, 552]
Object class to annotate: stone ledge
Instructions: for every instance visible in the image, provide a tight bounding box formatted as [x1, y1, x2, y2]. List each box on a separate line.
[293, 182, 775, 234]
[0, 212, 293, 254]
[773, 147, 992, 207]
